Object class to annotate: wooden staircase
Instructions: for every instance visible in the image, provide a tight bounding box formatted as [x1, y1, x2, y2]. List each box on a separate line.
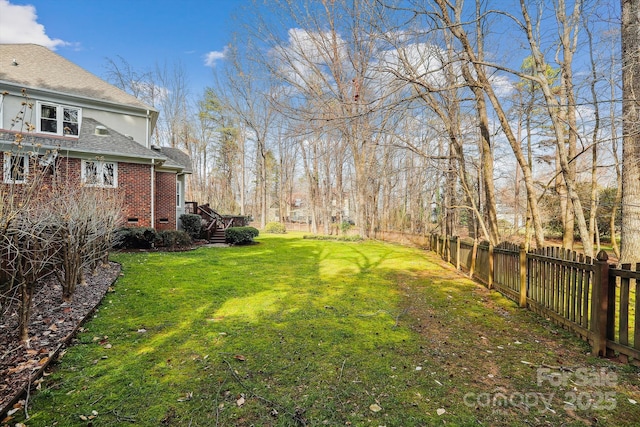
[196, 204, 233, 244]
[209, 227, 227, 244]
[185, 202, 250, 244]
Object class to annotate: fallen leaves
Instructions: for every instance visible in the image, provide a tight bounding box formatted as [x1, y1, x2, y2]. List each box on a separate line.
[236, 393, 246, 407]
[79, 410, 99, 421]
[0, 263, 120, 416]
[1, 401, 25, 424]
[177, 392, 193, 402]
[369, 403, 382, 412]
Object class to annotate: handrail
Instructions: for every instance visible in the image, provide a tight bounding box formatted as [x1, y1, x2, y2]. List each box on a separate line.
[197, 204, 233, 230]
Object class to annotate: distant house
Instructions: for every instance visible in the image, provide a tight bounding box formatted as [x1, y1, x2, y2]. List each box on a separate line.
[0, 44, 192, 230]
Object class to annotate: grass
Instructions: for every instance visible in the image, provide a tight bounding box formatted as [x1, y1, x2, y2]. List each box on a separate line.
[13, 233, 640, 426]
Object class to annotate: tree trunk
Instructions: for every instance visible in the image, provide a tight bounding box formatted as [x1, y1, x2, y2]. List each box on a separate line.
[434, 0, 546, 248]
[621, 0, 640, 263]
[19, 280, 32, 342]
[519, 0, 593, 257]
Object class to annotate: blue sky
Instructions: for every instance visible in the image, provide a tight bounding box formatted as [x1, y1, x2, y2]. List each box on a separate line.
[0, 0, 242, 96]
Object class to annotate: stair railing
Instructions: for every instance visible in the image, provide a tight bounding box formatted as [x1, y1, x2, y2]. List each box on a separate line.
[197, 204, 233, 232]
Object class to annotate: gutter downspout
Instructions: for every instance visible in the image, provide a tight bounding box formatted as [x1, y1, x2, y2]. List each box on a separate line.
[151, 159, 155, 229]
[146, 110, 150, 148]
[148, 110, 154, 228]
[176, 173, 181, 231]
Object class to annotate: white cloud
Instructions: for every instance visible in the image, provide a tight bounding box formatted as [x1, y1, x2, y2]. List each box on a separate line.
[0, 0, 68, 49]
[204, 46, 229, 67]
[489, 74, 515, 97]
[269, 28, 348, 91]
[377, 42, 457, 90]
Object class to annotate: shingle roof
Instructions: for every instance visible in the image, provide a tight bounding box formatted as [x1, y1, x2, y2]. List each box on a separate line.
[0, 117, 167, 162]
[0, 44, 155, 112]
[78, 118, 167, 160]
[158, 146, 193, 173]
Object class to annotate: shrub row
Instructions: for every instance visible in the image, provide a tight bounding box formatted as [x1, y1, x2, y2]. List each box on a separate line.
[302, 234, 363, 242]
[225, 226, 260, 245]
[113, 227, 192, 250]
[264, 222, 287, 234]
[180, 213, 203, 239]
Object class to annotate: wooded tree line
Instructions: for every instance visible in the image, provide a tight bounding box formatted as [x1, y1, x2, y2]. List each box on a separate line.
[107, 0, 639, 263]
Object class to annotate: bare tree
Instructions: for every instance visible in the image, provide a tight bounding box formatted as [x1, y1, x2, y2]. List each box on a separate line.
[48, 184, 124, 301]
[220, 39, 277, 227]
[425, 0, 547, 248]
[103, 56, 156, 105]
[620, 0, 640, 263]
[1, 163, 60, 342]
[2, 91, 124, 341]
[155, 61, 191, 148]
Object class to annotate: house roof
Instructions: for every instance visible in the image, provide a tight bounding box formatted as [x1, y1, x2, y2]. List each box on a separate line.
[78, 118, 167, 160]
[157, 146, 193, 173]
[0, 117, 169, 163]
[0, 44, 156, 113]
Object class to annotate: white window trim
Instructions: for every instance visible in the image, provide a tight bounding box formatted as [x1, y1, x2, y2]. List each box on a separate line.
[36, 101, 82, 137]
[176, 177, 183, 208]
[3, 152, 28, 184]
[81, 159, 118, 188]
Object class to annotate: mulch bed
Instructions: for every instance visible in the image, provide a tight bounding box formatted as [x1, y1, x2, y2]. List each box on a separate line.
[0, 263, 121, 419]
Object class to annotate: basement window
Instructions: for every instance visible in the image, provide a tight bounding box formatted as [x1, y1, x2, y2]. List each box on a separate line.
[127, 218, 139, 224]
[159, 218, 169, 224]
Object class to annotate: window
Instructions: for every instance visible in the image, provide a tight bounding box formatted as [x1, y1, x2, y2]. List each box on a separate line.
[3, 153, 28, 183]
[176, 179, 182, 207]
[82, 160, 117, 187]
[37, 102, 81, 136]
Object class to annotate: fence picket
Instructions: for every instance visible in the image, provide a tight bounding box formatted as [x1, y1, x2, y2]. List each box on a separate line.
[620, 264, 631, 346]
[635, 269, 640, 350]
[576, 254, 584, 327]
[430, 234, 640, 362]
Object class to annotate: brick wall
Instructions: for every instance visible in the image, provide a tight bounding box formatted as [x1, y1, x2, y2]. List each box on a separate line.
[118, 162, 152, 227]
[155, 171, 176, 230]
[1, 153, 179, 230]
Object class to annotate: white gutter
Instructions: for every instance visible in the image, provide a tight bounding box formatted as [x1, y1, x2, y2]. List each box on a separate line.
[0, 82, 155, 118]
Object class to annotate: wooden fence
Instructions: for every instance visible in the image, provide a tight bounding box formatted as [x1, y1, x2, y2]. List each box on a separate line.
[430, 234, 640, 362]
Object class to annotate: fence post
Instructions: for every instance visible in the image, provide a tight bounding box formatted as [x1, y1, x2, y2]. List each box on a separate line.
[591, 250, 610, 357]
[519, 243, 527, 308]
[488, 243, 494, 289]
[455, 236, 460, 270]
[470, 239, 477, 278]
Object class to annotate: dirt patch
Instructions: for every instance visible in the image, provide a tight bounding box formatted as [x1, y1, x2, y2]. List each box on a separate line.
[0, 262, 120, 417]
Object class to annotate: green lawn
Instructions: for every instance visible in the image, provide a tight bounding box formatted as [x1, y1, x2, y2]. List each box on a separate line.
[15, 233, 640, 426]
